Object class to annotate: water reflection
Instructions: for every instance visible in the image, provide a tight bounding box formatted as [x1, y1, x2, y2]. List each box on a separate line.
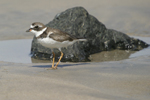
[31, 58, 51, 63]
[31, 50, 137, 63]
[89, 50, 136, 62]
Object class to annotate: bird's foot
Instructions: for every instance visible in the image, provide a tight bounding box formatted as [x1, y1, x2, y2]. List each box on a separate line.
[52, 65, 58, 70]
[47, 67, 57, 70]
[47, 65, 58, 70]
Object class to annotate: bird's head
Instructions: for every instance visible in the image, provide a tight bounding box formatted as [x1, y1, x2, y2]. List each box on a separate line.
[26, 22, 47, 37]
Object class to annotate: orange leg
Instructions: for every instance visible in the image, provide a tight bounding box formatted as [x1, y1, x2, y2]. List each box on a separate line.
[51, 52, 55, 69]
[53, 51, 63, 69]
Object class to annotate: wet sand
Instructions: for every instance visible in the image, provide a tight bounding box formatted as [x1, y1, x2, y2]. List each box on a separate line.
[0, 0, 150, 100]
[0, 56, 150, 100]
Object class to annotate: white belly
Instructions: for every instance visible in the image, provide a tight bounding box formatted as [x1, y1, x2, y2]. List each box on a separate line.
[37, 38, 77, 49]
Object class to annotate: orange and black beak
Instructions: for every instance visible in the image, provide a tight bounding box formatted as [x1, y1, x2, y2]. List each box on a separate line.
[26, 28, 32, 32]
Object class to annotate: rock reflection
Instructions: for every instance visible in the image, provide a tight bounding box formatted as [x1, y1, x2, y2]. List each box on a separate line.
[31, 58, 51, 63]
[89, 50, 136, 62]
[31, 50, 137, 63]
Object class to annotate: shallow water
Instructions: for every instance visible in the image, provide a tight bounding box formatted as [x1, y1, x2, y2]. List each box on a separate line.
[0, 36, 149, 63]
[0, 39, 32, 63]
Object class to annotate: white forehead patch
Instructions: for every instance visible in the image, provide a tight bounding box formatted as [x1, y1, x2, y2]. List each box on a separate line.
[30, 25, 34, 28]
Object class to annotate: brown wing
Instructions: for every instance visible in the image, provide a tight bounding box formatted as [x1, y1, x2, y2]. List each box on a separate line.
[49, 30, 77, 42]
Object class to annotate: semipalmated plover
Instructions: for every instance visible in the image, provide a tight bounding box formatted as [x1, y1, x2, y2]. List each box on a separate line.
[26, 22, 86, 69]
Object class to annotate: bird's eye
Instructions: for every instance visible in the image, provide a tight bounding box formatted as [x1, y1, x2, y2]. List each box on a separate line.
[34, 26, 39, 28]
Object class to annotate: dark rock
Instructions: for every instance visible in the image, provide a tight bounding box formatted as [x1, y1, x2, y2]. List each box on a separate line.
[31, 7, 149, 62]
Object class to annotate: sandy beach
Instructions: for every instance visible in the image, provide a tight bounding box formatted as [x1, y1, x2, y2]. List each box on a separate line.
[0, 0, 150, 100]
[0, 56, 150, 100]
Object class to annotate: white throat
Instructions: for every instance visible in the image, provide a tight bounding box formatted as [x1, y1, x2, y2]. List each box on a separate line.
[31, 27, 47, 37]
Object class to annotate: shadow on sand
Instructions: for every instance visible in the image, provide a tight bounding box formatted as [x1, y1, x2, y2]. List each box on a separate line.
[32, 63, 89, 68]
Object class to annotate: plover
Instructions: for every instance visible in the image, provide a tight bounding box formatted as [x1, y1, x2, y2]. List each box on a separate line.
[26, 22, 86, 69]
